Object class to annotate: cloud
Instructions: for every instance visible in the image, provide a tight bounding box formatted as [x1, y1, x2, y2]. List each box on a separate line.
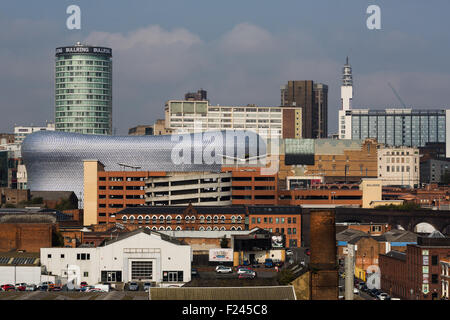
[0, 18, 449, 136]
[217, 23, 278, 55]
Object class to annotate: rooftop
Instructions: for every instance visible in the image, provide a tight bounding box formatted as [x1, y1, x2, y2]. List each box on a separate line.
[149, 286, 296, 300]
[383, 250, 406, 261]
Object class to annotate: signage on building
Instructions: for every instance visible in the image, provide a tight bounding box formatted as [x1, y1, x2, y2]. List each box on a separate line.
[209, 248, 233, 262]
[271, 235, 285, 248]
[422, 266, 429, 274]
[422, 284, 429, 294]
[423, 273, 429, 284]
[56, 46, 112, 56]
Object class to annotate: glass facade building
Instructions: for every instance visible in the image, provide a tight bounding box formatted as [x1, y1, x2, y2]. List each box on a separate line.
[55, 43, 112, 135]
[341, 109, 447, 147]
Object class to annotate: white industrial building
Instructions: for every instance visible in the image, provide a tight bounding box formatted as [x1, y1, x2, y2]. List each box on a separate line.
[0, 253, 44, 285]
[40, 229, 192, 287]
[377, 146, 420, 188]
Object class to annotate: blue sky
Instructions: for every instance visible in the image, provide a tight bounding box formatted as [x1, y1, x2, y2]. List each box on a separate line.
[1, 0, 450, 134]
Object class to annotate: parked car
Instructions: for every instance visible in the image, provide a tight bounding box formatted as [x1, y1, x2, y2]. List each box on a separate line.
[357, 282, 366, 290]
[80, 286, 94, 292]
[237, 267, 253, 274]
[242, 260, 251, 266]
[51, 285, 62, 292]
[191, 268, 199, 277]
[39, 285, 49, 292]
[1, 284, 15, 291]
[87, 287, 105, 292]
[215, 265, 233, 274]
[238, 270, 256, 279]
[286, 249, 293, 256]
[25, 284, 36, 292]
[369, 289, 381, 297]
[80, 281, 88, 288]
[15, 283, 27, 291]
[143, 282, 152, 292]
[353, 287, 359, 294]
[40, 281, 54, 289]
[128, 282, 139, 291]
[377, 292, 390, 300]
[264, 259, 274, 268]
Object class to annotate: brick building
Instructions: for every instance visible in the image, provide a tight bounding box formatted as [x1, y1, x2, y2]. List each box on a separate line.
[247, 206, 301, 248]
[115, 204, 247, 231]
[0, 188, 30, 206]
[83, 159, 167, 225]
[380, 234, 450, 300]
[304, 139, 379, 184]
[0, 212, 56, 252]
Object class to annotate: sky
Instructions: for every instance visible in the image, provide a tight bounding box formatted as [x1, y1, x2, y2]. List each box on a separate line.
[1, 0, 450, 135]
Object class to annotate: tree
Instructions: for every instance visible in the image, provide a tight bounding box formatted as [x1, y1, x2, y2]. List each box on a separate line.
[52, 230, 64, 247]
[55, 198, 77, 211]
[220, 236, 229, 248]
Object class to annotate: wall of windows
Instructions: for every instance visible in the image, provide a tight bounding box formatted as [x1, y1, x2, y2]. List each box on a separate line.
[349, 110, 447, 147]
[55, 50, 112, 135]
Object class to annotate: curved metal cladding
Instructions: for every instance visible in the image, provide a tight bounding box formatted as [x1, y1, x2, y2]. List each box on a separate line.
[21, 130, 267, 201]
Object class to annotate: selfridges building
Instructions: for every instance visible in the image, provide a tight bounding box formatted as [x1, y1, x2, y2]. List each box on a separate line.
[21, 130, 267, 206]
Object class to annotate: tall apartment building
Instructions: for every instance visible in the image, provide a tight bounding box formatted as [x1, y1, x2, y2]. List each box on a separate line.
[145, 172, 232, 206]
[280, 80, 328, 138]
[337, 58, 450, 155]
[339, 108, 449, 148]
[164, 100, 302, 139]
[377, 146, 420, 188]
[55, 42, 112, 135]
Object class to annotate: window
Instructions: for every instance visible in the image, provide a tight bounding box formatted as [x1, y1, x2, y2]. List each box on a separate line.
[281, 218, 285, 224]
[293, 217, 296, 224]
[264, 217, 267, 223]
[431, 255, 438, 266]
[288, 228, 291, 234]
[60, 254, 65, 259]
[269, 218, 273, 223]
[276, 218, 279, 224]
[431, 274, 438, 284]
[293, 228, 296, 234]
[257, 218, 261, 223]
[252, 218, 256, 223]
[77, 253, 91, 260]
[83, 272, 89, 277]
[47, 254, 52, 259]
[288, 218, 291, 224]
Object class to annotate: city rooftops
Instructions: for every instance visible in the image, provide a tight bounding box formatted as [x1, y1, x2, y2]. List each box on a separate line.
[149, 286, 296, 300]
[383, 250, 406, 261]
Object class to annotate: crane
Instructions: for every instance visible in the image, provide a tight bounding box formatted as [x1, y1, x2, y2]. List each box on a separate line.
[388, 82, 407, 108]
